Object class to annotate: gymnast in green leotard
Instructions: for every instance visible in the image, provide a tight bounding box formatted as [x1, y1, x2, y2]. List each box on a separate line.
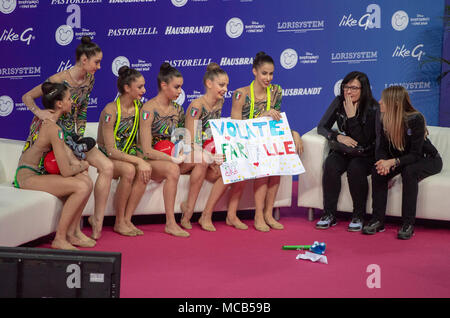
[16, 82, 94, 251]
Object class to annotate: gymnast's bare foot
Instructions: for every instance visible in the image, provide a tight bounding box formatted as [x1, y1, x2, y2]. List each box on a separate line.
[198, 216, 216, 232]
[165, 223, 190, 237]
[68, 231, 96, 248]
[264, 215, 284, 230]
[180, 201, 193, 230]
[126, 221, 144, 236]
[52, 238, 79, 251]
[254, 216, 270, 232]
[114, 222, 137, 237]
[226, 216, 248, 230]
[88, 215, 102, 240]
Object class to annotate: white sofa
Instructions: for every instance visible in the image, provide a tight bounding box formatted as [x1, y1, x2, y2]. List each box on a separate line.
[0, 122, 292, 247]
[298, 125, 450, 222]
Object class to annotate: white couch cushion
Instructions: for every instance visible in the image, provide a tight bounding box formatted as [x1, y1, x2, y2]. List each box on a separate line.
[0, 185, 62, 247]
[81, 170, 292, 216]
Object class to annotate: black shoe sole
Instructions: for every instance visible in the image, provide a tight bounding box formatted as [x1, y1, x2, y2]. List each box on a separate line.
[397, 232, 414, 240]
[362, 227, 385, 235]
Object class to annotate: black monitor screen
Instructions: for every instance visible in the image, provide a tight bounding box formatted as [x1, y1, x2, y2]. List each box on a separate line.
[0, 246, 121, 298]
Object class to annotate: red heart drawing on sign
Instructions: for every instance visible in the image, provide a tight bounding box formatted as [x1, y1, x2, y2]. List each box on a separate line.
[253, 162, 259, 167]
[225, 136, 231, 141]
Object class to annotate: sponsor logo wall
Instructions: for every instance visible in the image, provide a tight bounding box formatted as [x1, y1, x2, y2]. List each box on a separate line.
[0, 0, 446, 140]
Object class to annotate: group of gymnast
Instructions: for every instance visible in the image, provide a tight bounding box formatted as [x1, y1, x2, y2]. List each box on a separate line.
[16, 37, 303, 250]
[15, 36, 442, 251]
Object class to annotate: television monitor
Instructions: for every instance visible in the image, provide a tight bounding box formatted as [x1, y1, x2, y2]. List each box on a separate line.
[0, 246, 121, 298]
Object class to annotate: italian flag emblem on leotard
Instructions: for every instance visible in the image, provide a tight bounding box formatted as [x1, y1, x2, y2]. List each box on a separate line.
[142, 111, 150, 120]
[105, 113, 112, 123]
[190, 107, 199, 117]
[235, 91, 242, 100]
[58, 130, 64, 140]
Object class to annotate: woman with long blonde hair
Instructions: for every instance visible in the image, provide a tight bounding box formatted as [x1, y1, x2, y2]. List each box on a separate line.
[362, 86, 442, 239]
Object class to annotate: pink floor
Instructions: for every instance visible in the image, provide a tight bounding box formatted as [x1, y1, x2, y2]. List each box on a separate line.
[36, 183, 450, 298]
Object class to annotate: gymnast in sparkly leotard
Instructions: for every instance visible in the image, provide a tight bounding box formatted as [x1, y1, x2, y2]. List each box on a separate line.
[22, 76, 94, 154]
[150, 101, 185, 147]
[180, 62, 229, 232]
[138, 62, 190, 237]
[96, 66, 151, 238]
[17, 82, 94, 251]
[21, 37, 113, 241]
[229, 51, 304, 232]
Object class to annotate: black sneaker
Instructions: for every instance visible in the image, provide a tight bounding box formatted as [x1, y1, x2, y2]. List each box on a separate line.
[362, 219, 385, 235]
[397, 224, 414, 240]
[347, 218, 363, 232]
[315, 214, 337, 229]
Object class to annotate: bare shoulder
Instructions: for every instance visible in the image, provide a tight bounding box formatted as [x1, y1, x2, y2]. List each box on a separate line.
[142, 97, 157, 111]
[233, 86, 249, 101]
[188, 98, 203, 110]
[48, 70, 68, 83]
[185, 98, 203, 119]
[234, 86, 249, 95]
[102, 101, 116, 114]
[40, 119, 61, 136]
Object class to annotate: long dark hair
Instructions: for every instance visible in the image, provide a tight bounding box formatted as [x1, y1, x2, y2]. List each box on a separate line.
[339, 71, 375, 117]
[41, 82, 69, 109]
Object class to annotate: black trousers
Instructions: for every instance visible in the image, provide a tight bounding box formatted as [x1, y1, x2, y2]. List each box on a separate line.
[322, 150, 374, 219]
[371, 155, 443, 225]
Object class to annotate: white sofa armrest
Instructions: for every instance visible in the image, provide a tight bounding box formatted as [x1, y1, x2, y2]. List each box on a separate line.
[297, 127, 328, 209]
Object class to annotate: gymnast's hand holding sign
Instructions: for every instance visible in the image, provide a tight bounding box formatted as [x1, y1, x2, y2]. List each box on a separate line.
[209, 112, 305, 184]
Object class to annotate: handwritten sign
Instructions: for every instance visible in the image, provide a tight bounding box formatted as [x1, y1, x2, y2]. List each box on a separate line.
[209, 112, 305, 184]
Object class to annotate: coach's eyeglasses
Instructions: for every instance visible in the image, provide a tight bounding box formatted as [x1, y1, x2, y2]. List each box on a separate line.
[342, 85, 361, 92]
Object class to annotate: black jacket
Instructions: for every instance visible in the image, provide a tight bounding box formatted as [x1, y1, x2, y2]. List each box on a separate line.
[318, 96, 379, 148]
[376, 112, 439, 167]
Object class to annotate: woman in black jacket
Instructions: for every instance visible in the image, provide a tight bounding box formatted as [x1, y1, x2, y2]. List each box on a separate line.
[317, 71, 378, 231]
[362, 86, 442, 239]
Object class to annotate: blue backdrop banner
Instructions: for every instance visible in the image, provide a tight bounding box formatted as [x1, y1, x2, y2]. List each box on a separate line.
[0, 0, 445, 140]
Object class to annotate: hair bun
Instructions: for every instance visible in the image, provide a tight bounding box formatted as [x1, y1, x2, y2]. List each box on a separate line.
[255, 51, 267, 58]
[118, 65, 130, 77]
[160, 62, 173, 73]
[41, 82, 53, 95]
[41, 82, 68, 109]
[206, 62, 221, 72]
[252, 51, 274, 70]
[80, 36, 92, 45]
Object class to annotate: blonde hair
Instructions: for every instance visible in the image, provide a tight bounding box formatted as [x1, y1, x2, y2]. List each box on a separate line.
[203, 62, 227, 87]
[381, 86, 426, 151]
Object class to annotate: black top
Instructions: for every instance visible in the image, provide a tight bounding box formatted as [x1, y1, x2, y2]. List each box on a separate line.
[318, 96, 379, 148]
[376, 112, 439, 167]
